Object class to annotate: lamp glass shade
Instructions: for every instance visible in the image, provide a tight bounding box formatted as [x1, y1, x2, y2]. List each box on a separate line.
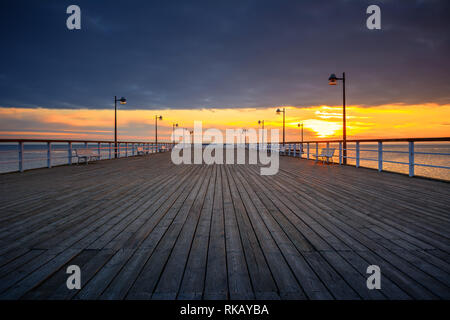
[276, 108, 281, 113]
[119, 97, 127, 104]
[328, 74, 337, 85]
[159, 116, 163, 120]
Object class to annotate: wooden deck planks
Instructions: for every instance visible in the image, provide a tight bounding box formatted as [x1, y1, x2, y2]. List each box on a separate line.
[0, 151, 448, 300]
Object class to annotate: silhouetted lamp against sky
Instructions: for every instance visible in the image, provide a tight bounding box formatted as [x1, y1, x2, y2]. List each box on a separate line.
[298, 122, 304, 143]
[172, 123, 178, 143]
[328, 72, 347, 165]
[258, 120, 265, 144]
[276, 108, 286, 145]
[155, 115, 163, 148]
[114, 96, 127, 159]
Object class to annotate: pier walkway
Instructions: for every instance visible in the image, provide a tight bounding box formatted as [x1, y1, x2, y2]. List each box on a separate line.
[0, 152, 449, 299]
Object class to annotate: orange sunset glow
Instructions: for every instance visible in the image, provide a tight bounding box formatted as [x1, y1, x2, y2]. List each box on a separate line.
[1, 103, 449, 141]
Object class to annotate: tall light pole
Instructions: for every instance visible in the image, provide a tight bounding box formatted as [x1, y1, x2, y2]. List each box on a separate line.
[258, 120, 264, 145]
[276, 108, 285, 145]
[172, 123, 178, 143]
[298, 122, 303, 143]
[328, 72, 347, 164]
[114, 96, 127, 158]
[155, 115, 163, 151]
[241, 128, 248, 146]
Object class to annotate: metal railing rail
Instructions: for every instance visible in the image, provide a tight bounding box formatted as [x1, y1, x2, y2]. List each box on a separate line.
[269, 137, 450, 178]
[0, 139, 174, 173]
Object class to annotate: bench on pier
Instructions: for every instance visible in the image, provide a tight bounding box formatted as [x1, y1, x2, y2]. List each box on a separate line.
[313, 148, 335, 164]
[74, 148, 100, 164]
[136, 146, 147, 155]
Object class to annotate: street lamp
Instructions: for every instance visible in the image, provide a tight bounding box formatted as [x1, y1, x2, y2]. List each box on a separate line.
[298, 122, 304, 143]
[276, 108, 285, 145]
[328, 72, 347, 164]
[258, 120, 264, 145]
[241, 128, 248, 146]
[155, 115, 163, 151]
[172, 123, 178, 143]
[114, 96, 126, 158]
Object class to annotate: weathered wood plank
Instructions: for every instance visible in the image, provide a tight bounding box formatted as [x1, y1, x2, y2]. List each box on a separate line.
[0, 150, 448, 300]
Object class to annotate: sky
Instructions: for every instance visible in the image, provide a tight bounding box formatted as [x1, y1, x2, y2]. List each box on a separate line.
[0, 0, 449, 141]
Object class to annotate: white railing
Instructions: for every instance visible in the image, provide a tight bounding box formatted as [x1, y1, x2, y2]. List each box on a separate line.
[0, 139, 174, 173]
[272, 137, 450, 180]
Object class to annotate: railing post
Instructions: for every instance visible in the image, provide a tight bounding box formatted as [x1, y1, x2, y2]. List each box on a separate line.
[68, 142, 72, 165]
[98, 142, 101, 159]
[356, 141, 360, 168]
[307, 143, 310, 160]
[47, 142, 52, 168]
[315, 142, 318, 162]
[339, 142, 342, 165]
[126, 143, 128, 157]
[378, 141, 383, 172]
[19, 141, 24, 172]
[409, 141, 414, 177]
[118, 143, 120, 158]
[326, 142, 331, 163]
[109, 142, 112, 159]
[293, 143, 296, 157]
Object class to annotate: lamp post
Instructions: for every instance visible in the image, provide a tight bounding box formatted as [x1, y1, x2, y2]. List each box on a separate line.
[114, 96, 127, 158]
[241, 128, 248, 147]
[172, 123, 178, 143]
[155, 115, 163, 152]
[298, 122, 303, 143]
[328, 72, 347, 164]
[258, 120, 264, 145]
[276, 108, 285, 145]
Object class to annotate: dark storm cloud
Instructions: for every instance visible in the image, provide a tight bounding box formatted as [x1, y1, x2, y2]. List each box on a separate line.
[0, 0, 449, 110]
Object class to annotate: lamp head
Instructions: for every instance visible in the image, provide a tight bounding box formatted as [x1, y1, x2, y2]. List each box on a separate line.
[258, 120, 261, 124]
[119, 97, 127, 104]
[276, 108, 281, 114]
[328, 73, 337, 85]
[158, 115, 163, 120]
[175, 123, 178, 127]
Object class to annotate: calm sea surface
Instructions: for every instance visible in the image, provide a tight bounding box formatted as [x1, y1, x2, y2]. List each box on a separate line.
[0, 142, 449, 181]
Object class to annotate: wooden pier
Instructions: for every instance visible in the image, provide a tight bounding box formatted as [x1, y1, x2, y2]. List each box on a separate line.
[0, 152, 449, 300]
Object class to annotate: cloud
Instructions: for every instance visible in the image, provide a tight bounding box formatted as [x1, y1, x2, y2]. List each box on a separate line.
[1, 103, 449, 141]
[0, 0, 449, 111]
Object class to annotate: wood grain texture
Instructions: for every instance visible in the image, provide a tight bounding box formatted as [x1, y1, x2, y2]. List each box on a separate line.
[0, 151, 448, 300]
